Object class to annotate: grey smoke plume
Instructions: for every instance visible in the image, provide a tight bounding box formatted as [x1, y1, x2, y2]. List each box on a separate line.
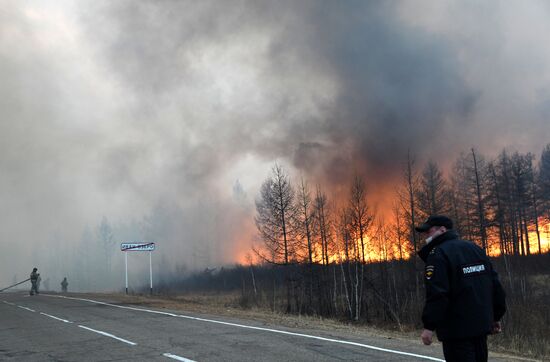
[1, 1, 549, 289]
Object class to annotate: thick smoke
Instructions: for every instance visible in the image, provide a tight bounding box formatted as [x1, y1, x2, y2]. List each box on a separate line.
[1, 1, 549, 290]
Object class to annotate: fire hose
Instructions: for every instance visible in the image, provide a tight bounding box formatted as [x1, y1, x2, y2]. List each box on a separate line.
[0, 278, 31, 292]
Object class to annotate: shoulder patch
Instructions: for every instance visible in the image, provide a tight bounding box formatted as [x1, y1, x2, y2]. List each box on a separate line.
[425, 265, 435, 280]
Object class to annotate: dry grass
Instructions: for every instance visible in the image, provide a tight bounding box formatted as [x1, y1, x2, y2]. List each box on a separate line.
[529, 274, 550, 297]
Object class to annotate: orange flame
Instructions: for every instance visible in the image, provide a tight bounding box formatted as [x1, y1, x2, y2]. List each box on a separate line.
[236, 216, 550, 265]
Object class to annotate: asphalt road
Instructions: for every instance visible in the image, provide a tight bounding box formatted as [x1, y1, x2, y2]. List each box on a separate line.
[0, 292, 509, 361]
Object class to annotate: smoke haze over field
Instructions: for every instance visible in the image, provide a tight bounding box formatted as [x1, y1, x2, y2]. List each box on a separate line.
[1, 1, 549, 290]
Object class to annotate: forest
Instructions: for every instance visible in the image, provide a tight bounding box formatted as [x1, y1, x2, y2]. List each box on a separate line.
[165, 144, 550, 359]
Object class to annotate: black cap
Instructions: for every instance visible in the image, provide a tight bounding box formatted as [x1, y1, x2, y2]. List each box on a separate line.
[415, 215, 453, 232]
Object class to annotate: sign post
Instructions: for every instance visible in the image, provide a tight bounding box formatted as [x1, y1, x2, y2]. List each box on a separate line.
[125, 252, 128, 294]
[121, 242, 156, 295]
[149, 251, 153, 296]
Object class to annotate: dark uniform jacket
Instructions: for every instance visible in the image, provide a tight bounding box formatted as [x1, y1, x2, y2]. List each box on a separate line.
[418, 230, 506, 341]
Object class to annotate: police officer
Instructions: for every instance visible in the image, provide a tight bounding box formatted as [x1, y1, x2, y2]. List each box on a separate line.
[416, 215, 506, 362]
[30, 267, 40, 296]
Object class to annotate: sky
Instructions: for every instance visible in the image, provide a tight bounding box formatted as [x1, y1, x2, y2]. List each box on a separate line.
[1, 0, 549, 290]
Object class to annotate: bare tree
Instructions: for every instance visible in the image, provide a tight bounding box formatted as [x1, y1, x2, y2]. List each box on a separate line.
[449, 154, 474, 240]
[97, 216, 114, 273]
[486, 161, 507, 254]
[254, 164, 297, 264]
[405, 150, 419, 255]
[526, 156, 543, 254]
[348, 174, 374, 264]
[395, 150, 421, 297]
[254, 164, 298, 313]
[417, 161, 450, 219]
[346, 174, 375, 320]
[510, 152, 534, 256]
[295, 177, 314, 264]
[313, 185, 333, 266]
[391, 201, 411, 261]
[449, 150, 489, 249]
[335, 207, 354, 319]
[471, 148, 489, 249]
[538, 144, 550, 223]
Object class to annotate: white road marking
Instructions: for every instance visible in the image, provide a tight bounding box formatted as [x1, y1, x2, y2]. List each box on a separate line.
[2, 301, 15, 306]
[173, 315, 445, 362]
[163, 352, 197, 361]
[78, 325, 137, 346]
[44, 294, 443, 361]
[40, 312, 72, 323]
[17, 305, 36, 312]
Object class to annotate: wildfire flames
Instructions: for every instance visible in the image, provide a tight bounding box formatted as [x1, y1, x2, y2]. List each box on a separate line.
[236, 147, 550, 266]
[237, 219, 550, 265]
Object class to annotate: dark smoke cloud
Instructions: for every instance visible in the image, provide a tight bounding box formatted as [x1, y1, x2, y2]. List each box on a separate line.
[1, 1, 549, 288]
[79, 0, 479, 183]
